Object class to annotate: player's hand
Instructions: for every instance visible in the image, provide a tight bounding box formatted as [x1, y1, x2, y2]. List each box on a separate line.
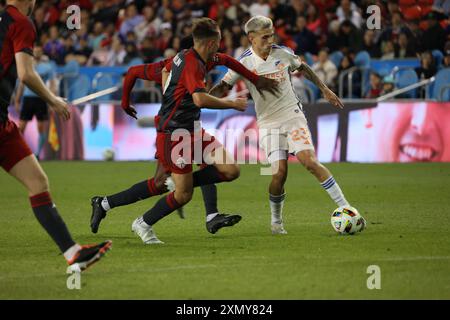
[255, 76, 280, 98]
[122, 104, 138, 119]
[232, 98, 248, 112]
[323, 88, 344, 109]
[49, 96, 71, 120]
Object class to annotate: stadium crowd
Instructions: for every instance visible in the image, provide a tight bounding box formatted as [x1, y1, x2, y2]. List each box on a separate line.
[1, 0, 449, 99]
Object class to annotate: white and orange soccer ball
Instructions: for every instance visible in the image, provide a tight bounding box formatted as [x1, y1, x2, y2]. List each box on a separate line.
[331, 206, 366, 235]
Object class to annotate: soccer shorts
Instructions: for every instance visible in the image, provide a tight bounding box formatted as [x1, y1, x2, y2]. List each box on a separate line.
[156, 129, 222, 174]
[0, 119, 33, 172]
[20, 96, 49, 121]
[259, 114, 315, 164]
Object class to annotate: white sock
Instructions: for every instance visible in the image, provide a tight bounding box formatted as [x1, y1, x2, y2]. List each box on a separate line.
[270, 193, 285, 224]
[64, 243, 82, 262]
[206, 213, 218, 222]
[321, 176, 349, 207]
[101, 197, 111, 211]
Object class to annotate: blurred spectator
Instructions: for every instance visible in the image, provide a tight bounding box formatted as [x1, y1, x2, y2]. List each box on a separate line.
[43, 26, 65, 65]
[365, 72, 383, 99]
[106, 37, 127, 66]
[190, 0, 211, 19]
[249, 0, 270, 17]
[312, 48, 338, 89]
[395, 32, 416, 58]
[339, 19, 363, 54]
[140, 37, 162, 63]
[234, 34, 250, 59]
[268, 0, 288, 27]
[433, 0, 450, 15]
[155, 23, 174, 53]
[380, 75, 395, 96]
[134, 6, 162, 42]
[89, 22, 107, 50]
[338, 54, 361, 98]
[415, 51, 438, 80]
[226, 0, 249, 21]
[422, 11, 446, 52]
[405, 19, 424, 53]
[119, 3, 145, 39]
[326, 20, 342, 53]
[381, 40, 395, 60]
[380, 11, 409, 44]
[294, 16, 318, 55]
[336, 0, 362, 28]
[123, 42, 141, 65]
[444, 42, 450, 68]
[362, 30, 381, 58]
[64, 37, 92, 65]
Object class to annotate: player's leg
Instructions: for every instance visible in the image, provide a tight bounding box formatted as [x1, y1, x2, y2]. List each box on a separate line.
[296, 149, 349, 207]
[268, 156, 289, 234]
[18, 119, 28, 134]
[35, 100, 49, 159]
[90, 160, 169, 233]
[132, 172, 193, 244]
[18, 97, 33, 134]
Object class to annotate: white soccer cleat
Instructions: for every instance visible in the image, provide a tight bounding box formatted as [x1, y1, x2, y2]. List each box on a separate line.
[132, 218, 164, 244]
[271, 222, 288, 235]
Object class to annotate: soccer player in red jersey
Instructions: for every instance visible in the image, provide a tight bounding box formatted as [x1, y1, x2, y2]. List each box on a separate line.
[0, 0, 111, 271]
[90, 36, 280, 236]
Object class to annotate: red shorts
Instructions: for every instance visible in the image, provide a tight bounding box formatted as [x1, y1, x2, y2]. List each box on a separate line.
[156, 129, 222, 174]
[0, 119, 33, 172]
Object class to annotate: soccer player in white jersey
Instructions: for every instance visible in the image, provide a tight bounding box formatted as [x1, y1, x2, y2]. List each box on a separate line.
[211, 16, 359, 234]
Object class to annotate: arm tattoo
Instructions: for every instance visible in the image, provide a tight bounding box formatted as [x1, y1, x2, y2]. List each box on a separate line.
[298, 63, 327, 91]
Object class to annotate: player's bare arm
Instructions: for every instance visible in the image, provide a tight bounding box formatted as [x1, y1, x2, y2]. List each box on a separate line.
[15, 52, 70, 120]
[193, 92, 247, 111]
[14, 81, 25, 114]
[297, 60, 344, 109]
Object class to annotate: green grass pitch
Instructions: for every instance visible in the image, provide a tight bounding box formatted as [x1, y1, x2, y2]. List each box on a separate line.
[0, 162, 449, 299]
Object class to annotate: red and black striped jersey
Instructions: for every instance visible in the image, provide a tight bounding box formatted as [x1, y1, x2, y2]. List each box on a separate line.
[157, 48, 207, 133]
[0, 5, 36, 122]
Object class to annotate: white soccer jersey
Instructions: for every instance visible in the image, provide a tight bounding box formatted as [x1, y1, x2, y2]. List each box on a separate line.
[222, 45, 303, 126]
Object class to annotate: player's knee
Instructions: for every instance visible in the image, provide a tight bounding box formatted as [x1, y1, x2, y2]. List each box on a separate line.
[29, 171, 49, 195]
[300, 156, 320, 174]
[272, 168, 287, 185]
[223, 165, 240, 181]
[154, 173, 170, 192]
[174, 190, 193, 205]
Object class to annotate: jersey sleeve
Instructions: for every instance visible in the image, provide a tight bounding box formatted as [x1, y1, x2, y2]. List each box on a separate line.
[215, 53, 259, 85]
[182, 57, 206, 95]
[12, 18, 36, 56]
[222, 67, 241, 87]
[284, 48, 302, 72]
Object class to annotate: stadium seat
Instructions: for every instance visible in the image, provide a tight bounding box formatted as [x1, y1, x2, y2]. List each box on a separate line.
[127, 57, 144, 67]
[61, 60, 80, 76]
[432, 50, 444, 68]
[68, 74, 91, 101]
[304, 52, 314, 66]
[355, 51, 370, 68]
[329, 51, 343, 68]
[402, 6, 422, 20]
[394, 68, 419, 98]
[92, 73, 115, 102]
[432, 68, 450, 101]
[303, 79, 320, 101]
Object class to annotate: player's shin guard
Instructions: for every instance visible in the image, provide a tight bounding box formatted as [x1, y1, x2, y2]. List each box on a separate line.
[193, 165, 229, 187]
[106, 178, 163, 209]
[142, 192, 181, 226]
[201, 184, 218, 216]
[29, 192, 76, 253]
[321, 176, 349, 207]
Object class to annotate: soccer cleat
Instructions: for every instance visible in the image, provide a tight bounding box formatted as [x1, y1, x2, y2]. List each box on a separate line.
[67, 240, 112, 272]
[132, 218, 164, 244]
[271, 222, 288, 235]
[164, 176, 185, 219]
[206, 213, 242, 234]
[90, 196, 107, 233]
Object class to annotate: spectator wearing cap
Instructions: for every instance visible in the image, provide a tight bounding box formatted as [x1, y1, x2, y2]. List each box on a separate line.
[380, 75, 395, 96]
[422, 11, 446, 52]
[119, 3, 145, 38]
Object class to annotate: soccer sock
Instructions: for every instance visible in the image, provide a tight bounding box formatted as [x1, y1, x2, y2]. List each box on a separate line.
[37, 133, 47, 157]
[106, 178, 163, 209]
[193, 165, 229, 187]
[63, 243, 82, 262]
[321, 176, 349, 207]
[270, 193, 286, 224]
[201, 184, 218, 217]
[30, 192, 76, 253]
[142, 192, 181, 226]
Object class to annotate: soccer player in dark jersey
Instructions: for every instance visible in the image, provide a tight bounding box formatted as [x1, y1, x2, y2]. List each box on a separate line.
[121, 18, 252, 244]
[0, 0, 111, 272]
[90, 36, 280, 235]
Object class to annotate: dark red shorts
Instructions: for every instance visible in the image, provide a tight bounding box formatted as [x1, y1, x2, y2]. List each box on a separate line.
[156, 129, 222, 174]
[0, 119, 33, 172]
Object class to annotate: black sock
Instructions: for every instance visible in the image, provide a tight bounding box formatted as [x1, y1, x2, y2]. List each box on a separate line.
[201, 184, 218, 216]
[107, 178, 163, 209]
[193, 165, 228, 187]
[142, 192, 181, 226]
[30, 192, 76, 253]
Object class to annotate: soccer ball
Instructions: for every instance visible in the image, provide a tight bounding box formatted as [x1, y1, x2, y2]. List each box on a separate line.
[331, 206, 366, 235]
[102, 148, 115, 161]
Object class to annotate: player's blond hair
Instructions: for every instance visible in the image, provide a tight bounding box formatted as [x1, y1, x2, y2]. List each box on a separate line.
[244, 16, 273, 35]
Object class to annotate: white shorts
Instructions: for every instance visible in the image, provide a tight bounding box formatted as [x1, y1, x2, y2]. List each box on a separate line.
[259, 114, 315, 164]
